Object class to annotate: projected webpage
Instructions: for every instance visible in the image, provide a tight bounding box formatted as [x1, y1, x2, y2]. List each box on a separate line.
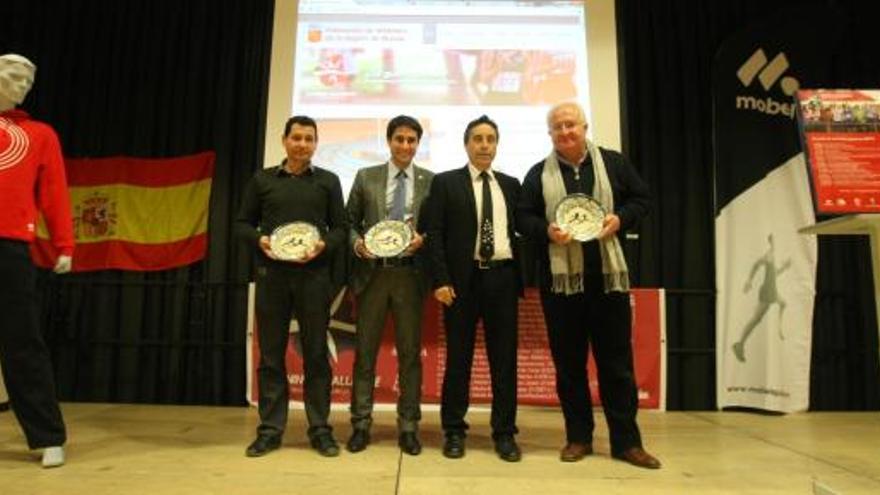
[292, 0, 591, 194]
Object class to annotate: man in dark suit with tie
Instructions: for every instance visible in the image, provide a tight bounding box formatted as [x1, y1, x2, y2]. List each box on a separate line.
[345, 116, 434, 455]
[427, 115, 523, 462]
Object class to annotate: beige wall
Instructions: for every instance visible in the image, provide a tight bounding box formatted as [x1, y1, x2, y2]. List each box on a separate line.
[584, 0, 621, 149]
[264, 0, 299, 166]
[0, 364, 7, 403]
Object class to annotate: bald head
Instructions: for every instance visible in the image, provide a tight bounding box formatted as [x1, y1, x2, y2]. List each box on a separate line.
[0, 54, 37, 107]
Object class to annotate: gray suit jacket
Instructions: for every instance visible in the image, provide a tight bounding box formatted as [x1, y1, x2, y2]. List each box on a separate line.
[346, 162, 434, 295]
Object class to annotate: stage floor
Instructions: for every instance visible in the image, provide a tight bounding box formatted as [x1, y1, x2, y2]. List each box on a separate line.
[1, 403, 879, 494]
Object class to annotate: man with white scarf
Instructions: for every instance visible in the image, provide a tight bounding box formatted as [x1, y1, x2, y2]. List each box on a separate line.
[516, 102, 659, 469]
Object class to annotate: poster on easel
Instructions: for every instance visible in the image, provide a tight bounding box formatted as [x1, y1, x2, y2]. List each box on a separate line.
[797, 89, 880, 215]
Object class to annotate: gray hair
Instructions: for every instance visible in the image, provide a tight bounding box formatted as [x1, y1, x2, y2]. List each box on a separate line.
[546, 101, 586, 129]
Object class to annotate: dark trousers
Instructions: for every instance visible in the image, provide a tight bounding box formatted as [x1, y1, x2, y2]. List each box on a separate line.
[0, 239, 66, 449]
[255, 264, 333, 440]
[540, 275, 642, 455]
[350, 266, 424, 433]
[441, 263, 518, 438]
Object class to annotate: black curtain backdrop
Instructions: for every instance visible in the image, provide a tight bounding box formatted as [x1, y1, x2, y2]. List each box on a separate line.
[617, 0, 880, 410]
[0, 0, 274, 405]
[2, 0, 877, 411]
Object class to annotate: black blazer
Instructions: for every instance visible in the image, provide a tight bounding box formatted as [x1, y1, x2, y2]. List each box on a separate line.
[426, 166, 522, 297]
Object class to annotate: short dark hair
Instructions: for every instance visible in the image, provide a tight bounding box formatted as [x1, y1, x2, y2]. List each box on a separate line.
[463, 115, 499, 144]
[386, 115, 423, 141]
[283, 115, 318, 140]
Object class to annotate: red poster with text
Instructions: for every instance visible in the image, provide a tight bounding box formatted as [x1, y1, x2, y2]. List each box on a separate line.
[248, 286, 665, 410]
[797, 89, 880, 214]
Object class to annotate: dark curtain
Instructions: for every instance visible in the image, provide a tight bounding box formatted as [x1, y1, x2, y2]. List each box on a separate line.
[0, 0, 274, 405]
[617, 0, 880, 409]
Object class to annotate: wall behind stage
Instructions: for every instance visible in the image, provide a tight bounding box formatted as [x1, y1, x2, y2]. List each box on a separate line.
[617, 0, 880, 410]
[1, 0, 876, 410]
[0, 0, 275, 405]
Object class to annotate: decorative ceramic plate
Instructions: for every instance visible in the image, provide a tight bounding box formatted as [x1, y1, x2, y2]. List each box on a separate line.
[364, 220, 413, 258]
[269, 222, 321, 260]
[554, 193, 606, 242]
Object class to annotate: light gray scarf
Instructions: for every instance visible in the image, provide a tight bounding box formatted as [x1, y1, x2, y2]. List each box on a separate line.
[541, 139, 630, 294]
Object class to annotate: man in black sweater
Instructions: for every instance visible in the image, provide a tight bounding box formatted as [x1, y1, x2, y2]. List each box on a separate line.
[516, 102, 660, 469]
[236, 115, 348, 458]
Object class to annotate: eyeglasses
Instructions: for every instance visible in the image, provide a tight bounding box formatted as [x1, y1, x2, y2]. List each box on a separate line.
[550, 121, 583, 133]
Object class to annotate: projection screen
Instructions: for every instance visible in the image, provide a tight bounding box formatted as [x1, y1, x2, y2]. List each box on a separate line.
[264, 0, 620, 194]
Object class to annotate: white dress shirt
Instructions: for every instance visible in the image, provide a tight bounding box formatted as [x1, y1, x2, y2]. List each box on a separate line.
[467, 163, 513, 261]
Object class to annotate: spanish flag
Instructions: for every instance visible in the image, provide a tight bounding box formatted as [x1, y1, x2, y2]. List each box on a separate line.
[32, 151, 215, 272]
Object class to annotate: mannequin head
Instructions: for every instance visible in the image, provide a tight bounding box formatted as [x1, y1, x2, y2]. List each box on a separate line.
[0, 54, 37, 111]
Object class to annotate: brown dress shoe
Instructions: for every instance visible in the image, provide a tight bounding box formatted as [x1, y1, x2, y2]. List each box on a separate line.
[559, 442, 593, 462]
[613, 447, 661, 469]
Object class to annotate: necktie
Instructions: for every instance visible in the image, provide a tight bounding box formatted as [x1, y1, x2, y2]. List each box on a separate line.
[390, 170, 407, 220]
[479, 171, 494, 260]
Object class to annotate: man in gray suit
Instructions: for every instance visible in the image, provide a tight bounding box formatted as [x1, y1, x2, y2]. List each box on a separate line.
[345, 115, 434, 455]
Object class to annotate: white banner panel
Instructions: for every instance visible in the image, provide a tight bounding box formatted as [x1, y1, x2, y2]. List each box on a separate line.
[716, 154, 817, 412]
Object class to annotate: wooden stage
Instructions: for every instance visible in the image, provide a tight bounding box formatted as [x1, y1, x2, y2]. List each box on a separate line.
[1, 403, 879, 494]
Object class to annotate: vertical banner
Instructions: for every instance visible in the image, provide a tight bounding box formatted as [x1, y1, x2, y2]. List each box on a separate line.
[713, 11, 840, 411]
[247, 287, 665, 410]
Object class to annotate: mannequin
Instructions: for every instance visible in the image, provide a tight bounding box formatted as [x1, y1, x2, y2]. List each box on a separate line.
[0, 53, 74, 468]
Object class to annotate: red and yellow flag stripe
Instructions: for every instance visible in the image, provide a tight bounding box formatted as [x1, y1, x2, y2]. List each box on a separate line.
[33, 151, 215, 272]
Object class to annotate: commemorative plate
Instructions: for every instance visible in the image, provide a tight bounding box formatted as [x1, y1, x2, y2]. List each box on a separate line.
[554, 193, 606, 242]
[364, 220, 413, 258]
[269, 222, 321, 260]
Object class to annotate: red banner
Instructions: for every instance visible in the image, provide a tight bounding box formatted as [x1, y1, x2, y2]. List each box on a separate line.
[32, 152, 215, 271]
[247, 287, 665, 410]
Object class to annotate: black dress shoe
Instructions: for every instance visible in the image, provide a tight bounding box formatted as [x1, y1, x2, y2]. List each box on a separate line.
[0, 401, 9, 412]
[346, 429, 370, 453]
[398, 432, 422, 456]
[245, 435, 281, 457]
[310, 433, 340, 457]
[442, 434, 465, 459]
[494, 435, 522, 462]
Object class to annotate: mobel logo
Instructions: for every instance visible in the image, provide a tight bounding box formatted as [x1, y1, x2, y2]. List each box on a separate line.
[734, 48, 799, 119]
